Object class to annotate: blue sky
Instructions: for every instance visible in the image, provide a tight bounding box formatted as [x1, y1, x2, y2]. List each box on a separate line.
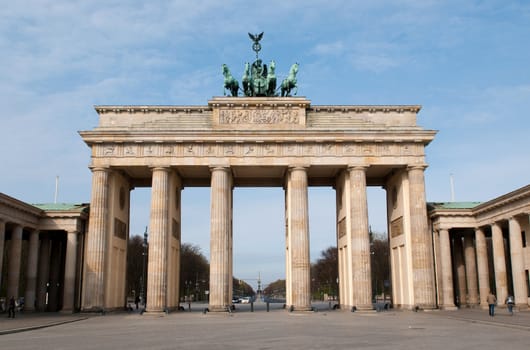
[2, 1, 530, 290]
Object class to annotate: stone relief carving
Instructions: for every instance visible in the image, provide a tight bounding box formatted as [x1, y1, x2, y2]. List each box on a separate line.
[338, 218, 346, 239]
[390, 217, 403, 238]
[219, 109, 299, 124]
[96, 141, 421, 159]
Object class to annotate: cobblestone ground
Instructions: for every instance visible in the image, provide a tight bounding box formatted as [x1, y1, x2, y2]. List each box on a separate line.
[1, 303, 528, 350]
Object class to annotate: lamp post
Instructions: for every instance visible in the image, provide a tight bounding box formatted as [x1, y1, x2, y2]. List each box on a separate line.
[185, 280, 192, 311]
[141, 227, 148, 309]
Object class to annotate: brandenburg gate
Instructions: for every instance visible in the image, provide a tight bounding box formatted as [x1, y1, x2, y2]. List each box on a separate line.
[79, 96, 437, 313]
[78, 33, 437, 314]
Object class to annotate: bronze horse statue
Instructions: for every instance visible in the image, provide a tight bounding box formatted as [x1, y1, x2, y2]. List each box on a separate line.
[222, 64, 239, 97]
[280, 63, 298, 97]
[267, 60, 277, 96]
[242, 62, 251, 96]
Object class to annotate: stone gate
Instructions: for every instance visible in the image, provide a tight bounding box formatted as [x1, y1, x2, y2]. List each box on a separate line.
[79, 96, 437, 313]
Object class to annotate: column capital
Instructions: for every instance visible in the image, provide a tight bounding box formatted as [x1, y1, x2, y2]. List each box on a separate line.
[150, 166, 171, 172]
[89, 166, 110, 172]
[29, 228, 40, 236]
[209, 165, 231, 173]
[407, 164, 428, 171]
[490, 221, 502, 229]
[347, 164, 369, 172]
[288, 164, 309, 171]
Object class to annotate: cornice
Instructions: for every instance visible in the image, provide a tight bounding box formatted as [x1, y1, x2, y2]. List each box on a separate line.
[472, 184, 530, 216]
[79, 129, 437, 142]
[0, 193, 44, 217]
[94, 104, 422, 115]
[309, 105, 421, 114]
[94, 106, 211, 114]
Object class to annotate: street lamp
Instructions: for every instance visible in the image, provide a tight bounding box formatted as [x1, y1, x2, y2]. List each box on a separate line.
[185, 280, 192, 311]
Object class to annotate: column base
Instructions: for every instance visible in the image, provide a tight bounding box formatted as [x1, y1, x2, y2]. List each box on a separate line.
[60, 309, 76, 314]
[209, 305, 231, 312]
[347, 304, 374, 312]
[439, 305, 458, 311]
[143, 310, 168, 317]
[80, 307, 107, 314]
[287, 305, 313, 312]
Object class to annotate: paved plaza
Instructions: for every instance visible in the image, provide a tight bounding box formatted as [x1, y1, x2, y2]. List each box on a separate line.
[0, 302, 528, 349]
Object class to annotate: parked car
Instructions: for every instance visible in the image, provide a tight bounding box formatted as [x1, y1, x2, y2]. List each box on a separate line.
[240, 297, 251, 304]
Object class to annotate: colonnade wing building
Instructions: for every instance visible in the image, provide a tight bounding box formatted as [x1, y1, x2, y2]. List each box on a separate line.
[0, 194, 88, 312]
[1, 96, 529, 313]
[430, 185, 530, 310]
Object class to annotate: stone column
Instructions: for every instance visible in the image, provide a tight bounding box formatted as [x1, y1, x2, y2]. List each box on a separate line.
[287, 166, 311, 311]
[36, 236, 51, 311]
[0, 220, 5, 289]
[491, 222, 508, 304]
[453, 236, 467, 306]
[62, 231, 79, 312]
[438, 228, 456, 309]
[348, 166, 372, 310]
[7, 225, 23, 299]
[463, 235, 479, 306]
[508, 217, 527, 307]
[475, 227, 490, 308]
[209, 166, 233, 312]
[48, 239, 63, 312]
[407, 165, 436, 308]
[146, 167, 170, 314]
[24, 230, 40, 311]
[82, 167, 110, 311]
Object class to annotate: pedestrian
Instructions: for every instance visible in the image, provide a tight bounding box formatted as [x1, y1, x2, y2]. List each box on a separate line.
[487, 291, 497, 317]
[135, 295, 140, 310]
[7, 296, 16, 318]
[506, 295, 514, 315]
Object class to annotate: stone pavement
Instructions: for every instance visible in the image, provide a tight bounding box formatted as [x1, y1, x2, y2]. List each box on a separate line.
[0, 304, 528, 349]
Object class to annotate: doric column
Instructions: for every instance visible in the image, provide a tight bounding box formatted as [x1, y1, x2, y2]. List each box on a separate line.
[62, 230, 79, 312]
[407, 165, 436, 308]
[348, 166, 372, 310]
[491, 222, 508, 304]
[0, 220, 5, 289]
[286, 166, 311, 311]
[36, 236, 51, 311]
[82, 167, 110, 311]
[7, 225, 23, 299]
[48, 239, 63, 311]
[24, 230, 40, 311]
[453, 236, 467, 306]
[508, 217, 527, 307]
[209, 166, 233, 312]
[438, 228, 456, 309]
[463, 235, 479, 305]
[146, 167, 170, 314]
[475, 227, 490, 308]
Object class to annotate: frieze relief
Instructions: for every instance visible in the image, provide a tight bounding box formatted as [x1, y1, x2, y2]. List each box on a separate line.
[95, 142, 422, 159]
[219, 109, 300, 125]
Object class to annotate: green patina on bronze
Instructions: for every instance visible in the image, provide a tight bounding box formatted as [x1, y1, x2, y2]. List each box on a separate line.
[222, 32, 298, 97]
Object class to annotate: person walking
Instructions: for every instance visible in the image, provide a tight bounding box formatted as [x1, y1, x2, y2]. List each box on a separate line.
[7, 296, 16, 318]
[487, 291, 497, 317]
[506, 295, 514, 315]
